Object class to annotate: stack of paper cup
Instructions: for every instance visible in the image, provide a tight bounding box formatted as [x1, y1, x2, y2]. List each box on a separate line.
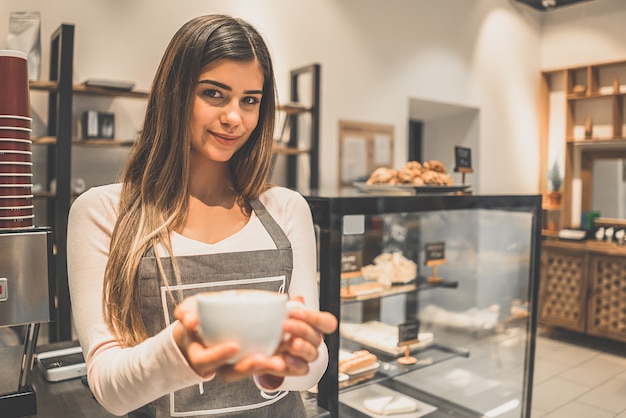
[0, 50, 34, 229]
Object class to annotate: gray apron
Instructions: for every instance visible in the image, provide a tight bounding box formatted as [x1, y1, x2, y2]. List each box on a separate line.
[129, 199, 307, 417]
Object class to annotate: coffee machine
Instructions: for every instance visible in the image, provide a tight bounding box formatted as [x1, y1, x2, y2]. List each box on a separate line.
[0, 227, 53, 417]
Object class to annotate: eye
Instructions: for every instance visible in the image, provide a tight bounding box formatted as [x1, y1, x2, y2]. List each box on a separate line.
[201, 88, 222, 99]
[242, 96, 261, 106]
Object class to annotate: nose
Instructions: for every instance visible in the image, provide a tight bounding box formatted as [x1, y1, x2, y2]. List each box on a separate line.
[220, 100, 242, 127]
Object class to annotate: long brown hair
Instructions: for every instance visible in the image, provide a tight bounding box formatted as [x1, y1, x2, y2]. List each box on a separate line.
[104, 15, 277, 346]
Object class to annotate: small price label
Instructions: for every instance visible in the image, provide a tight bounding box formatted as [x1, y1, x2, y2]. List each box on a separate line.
[341, 252, 362, 273]
[398, 319, 420, 346]
[454, 146, 473, 173]
[425, 242, 445, 266]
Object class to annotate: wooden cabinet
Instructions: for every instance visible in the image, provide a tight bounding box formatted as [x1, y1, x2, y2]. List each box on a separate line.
[539, 239, 626, 343]
[538, 243, 587, 332]
[539, 60, 626, 344]
[586, 253, 626, 341]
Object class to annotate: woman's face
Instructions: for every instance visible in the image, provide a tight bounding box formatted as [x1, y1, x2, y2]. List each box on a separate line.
[189, 59, 264, 165]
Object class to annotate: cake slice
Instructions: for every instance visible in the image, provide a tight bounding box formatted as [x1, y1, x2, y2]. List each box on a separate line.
[382, 396, 419, 415]
[363, 395, 393, 414]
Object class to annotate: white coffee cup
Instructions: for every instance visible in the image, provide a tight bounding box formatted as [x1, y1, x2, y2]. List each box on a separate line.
[196, 289, 303, 364]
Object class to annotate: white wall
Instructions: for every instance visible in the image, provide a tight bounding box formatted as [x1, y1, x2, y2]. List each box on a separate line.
[540, 0, 626, 69]
[1, 0, 623, 195]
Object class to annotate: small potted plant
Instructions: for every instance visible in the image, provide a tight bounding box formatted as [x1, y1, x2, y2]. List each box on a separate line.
[548, 160, 562, 206]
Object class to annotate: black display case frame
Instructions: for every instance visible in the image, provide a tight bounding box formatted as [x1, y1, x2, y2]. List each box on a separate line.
[305, 192, 542, 418]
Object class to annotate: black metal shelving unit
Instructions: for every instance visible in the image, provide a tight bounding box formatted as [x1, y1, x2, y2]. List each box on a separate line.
[44, 23, 75, 342]
[30, 24, 147, 342]
[280, 63, 320, 192]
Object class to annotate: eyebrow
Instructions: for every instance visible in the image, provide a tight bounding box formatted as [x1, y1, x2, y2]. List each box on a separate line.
[198, 79, 262, 95]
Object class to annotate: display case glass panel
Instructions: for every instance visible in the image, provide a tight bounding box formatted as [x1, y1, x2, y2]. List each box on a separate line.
[306, 192, 541, 418]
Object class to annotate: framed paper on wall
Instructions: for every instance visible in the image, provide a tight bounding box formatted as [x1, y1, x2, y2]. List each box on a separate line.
[339, 120, 394, 187]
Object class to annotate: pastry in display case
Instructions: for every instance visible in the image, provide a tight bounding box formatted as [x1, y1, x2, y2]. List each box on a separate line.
[305, 191, 541, 418]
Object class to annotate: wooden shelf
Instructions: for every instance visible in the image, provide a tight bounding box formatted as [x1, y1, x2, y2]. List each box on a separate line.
[33, 191, 80, 199]
[30, 80, 149, 99]
[272, 143, 310, 155]
[566, 92, 626, 100]
[541, 229, 560, 237]
[276, 102, 311, 114]
[28, 80, 57, 92]
[566, 137, 626, 142]
[32, 136, 135, 146]
[73, 83, 148, 99]
[32, 191, 56, 199]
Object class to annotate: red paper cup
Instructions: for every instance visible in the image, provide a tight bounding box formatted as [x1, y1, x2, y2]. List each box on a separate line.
[0, 185, 32, 196]
[0, 127, 31, 140]
[0, 173, 33, 184]
[0, 116, 31, 129]
[0, 205, 33, 217]
[0, 196, 32, 207]
[0, 138, 32, 152]
[0, 161, 32, 174]
[0, 150, 31, 163]
[0, 50, 30, 118]
[0, 192, 33, 200]
[0, 216, 34, 229]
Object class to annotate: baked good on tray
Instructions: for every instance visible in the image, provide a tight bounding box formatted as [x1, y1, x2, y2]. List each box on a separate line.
[339, 350, 378, 374]
[365, 160, 453, 186]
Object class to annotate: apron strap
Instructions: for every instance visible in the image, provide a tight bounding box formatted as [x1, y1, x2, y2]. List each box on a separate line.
[249, 198, 292, 250]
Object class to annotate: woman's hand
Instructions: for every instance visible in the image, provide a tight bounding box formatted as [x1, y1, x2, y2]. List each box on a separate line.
[231, 296, 338, 388]
[172, 296, 243, 379]
[173, 295, 338, 385]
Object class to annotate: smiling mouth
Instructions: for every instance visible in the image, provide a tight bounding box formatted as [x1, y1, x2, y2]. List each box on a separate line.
[211, 132, 239, 144]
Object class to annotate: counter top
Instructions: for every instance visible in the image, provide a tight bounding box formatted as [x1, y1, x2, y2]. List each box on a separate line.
[542, 237, 626, 256]
[1, 341, 329, 418]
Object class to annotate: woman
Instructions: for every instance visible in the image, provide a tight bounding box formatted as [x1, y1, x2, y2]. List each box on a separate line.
[67, 14, 337, 417]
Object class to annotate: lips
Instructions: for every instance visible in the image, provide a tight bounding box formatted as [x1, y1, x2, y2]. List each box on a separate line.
[211, 131, 240, 146]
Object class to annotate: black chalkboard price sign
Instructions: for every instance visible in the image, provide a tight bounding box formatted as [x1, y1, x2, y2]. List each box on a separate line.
[454, 146, 473, 185]
[341, 252, 362, 274]
[425, 242, 445, 265]
[397, 319, 420, 365]
[425, 242, 445, 283]
[454, 146, 473, 173]
[398, 319, 420, 345]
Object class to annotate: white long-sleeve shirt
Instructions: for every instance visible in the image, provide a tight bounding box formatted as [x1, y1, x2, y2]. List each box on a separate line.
[67, 183, 327, 416]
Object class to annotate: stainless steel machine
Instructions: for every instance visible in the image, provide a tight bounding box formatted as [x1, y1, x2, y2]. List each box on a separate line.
[0, 227, 53, 417]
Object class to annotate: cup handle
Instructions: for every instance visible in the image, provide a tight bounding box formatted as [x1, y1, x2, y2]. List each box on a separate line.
[286, 299, 306, 313]
[282, 300, 306, 343]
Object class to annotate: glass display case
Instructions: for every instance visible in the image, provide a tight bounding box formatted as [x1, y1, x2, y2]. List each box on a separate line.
[304, 191, 542, 418]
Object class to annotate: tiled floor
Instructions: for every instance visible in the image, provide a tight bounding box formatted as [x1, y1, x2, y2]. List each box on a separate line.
[531, 328, 626, 418]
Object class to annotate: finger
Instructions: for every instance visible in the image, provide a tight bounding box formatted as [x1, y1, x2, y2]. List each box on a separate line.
[289, 310, 338, 335]
[218, 354, 284, 382]
[187, 341, 240, 378]
[283, 317, 324, 347]
[278, 336, 319, 363]
[174, 297, 200, 329]
[291, 295, 305, 304]
[282, 354, 309, 375]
